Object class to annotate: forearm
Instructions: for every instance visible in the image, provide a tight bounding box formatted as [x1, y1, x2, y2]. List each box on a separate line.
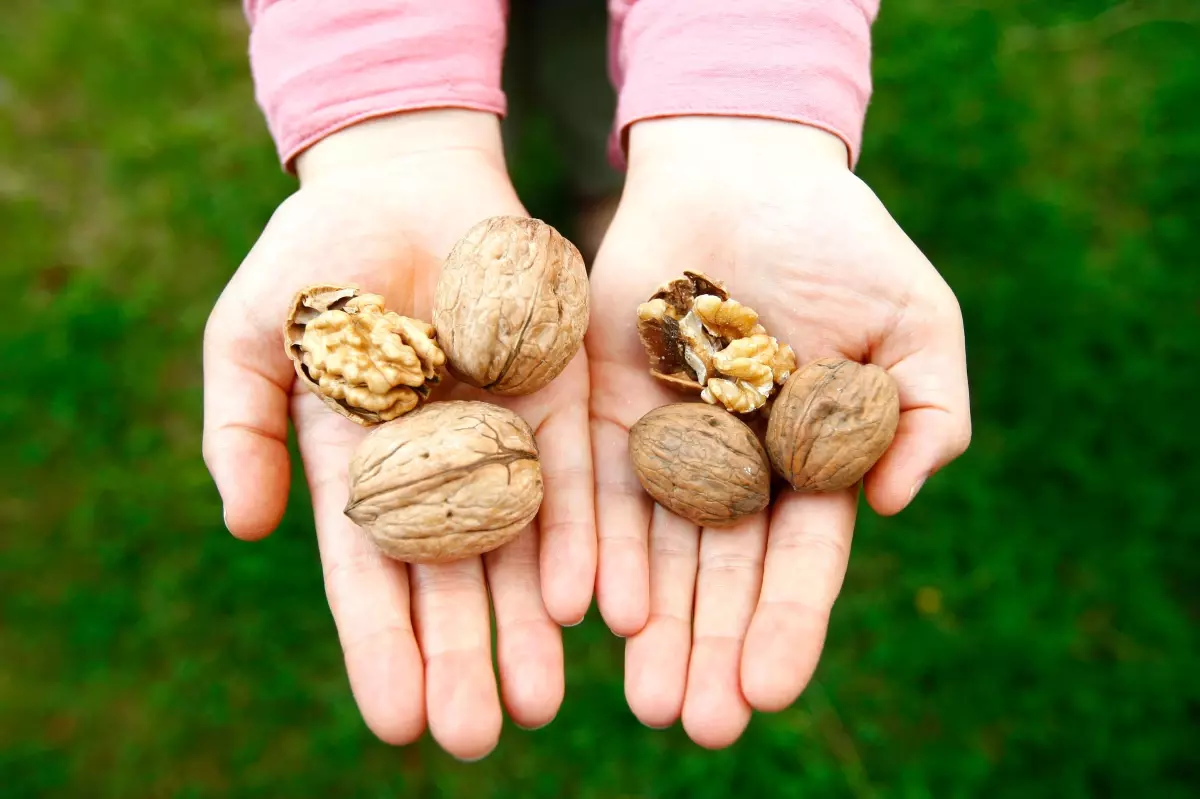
[607, 0, 880, 168]
[244, 0, 509, 171]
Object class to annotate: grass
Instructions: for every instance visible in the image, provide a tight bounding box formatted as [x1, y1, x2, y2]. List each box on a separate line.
[2, 0, 1198, 796]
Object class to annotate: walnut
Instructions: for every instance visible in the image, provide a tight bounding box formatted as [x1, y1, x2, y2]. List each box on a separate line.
[636, 271, 796, 414]
[432, 216, 589, 396]
[284, 285, 445, 425]
[344, 400, 543, 563]
[629, 402, 771, 528]
[765, 358, 900, 492]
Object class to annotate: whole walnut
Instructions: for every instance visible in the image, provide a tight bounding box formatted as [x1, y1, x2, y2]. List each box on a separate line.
[765, 358, 900, 492]
[344, 400, 543, 563]
[629, 403, 771, 528]
[432, 216, 589, 396]
[283, 284, 444, 425]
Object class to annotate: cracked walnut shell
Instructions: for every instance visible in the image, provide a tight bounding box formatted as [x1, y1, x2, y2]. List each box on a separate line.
[629, 403, 771, 528]
[636, 271, 796, 414]
[344, 400, 543, 563]
[284, 285, 445, 425]
[433, 216, 589, 396]
[765, 358, 900, 492]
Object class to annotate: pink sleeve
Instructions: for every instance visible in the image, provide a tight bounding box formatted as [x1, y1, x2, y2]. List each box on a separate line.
[607, 0, 880, 168]
[244, 0, 509, 170]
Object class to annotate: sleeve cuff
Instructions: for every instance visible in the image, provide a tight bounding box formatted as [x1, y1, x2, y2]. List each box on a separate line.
[246, 0, 509, 171]
[607, 0, 880, 170]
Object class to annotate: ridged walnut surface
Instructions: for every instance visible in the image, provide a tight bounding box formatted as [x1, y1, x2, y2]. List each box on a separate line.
[283, 285, 444, 425]
[432, 216, 589, 396]
[629, 403, 771, 528]
[765, 358, 900, 492]
[344, 401, 543, 563]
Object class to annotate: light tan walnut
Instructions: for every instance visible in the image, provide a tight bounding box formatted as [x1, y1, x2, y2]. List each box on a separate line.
[432, 216, 589, 396]
[629, 403, 771, 527]
[635, 271, 796, 414]
[283, 285, 444, 425]
[344, 400, 543, 563]
[765, 358, 900, 492]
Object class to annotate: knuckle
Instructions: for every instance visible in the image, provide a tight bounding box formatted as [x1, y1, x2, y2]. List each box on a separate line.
[699, 549, 761, 575]
[322, 550, 388, 615]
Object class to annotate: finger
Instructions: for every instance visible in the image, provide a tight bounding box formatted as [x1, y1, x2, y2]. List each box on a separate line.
[741, 489, 856, 713]
[293, 394, 425, 745]
[591, 414, 652, 636]
[411, 557, 503, 761]
[866, 294, 971, 515]
[532, 383, 596, 626]
[623, 505, 700, 728]
[485, 524, 564, 730]
[202, 292, 293, 540]
[680, 514, 768, 749]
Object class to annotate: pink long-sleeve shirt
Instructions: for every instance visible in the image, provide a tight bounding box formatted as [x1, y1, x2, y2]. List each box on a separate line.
[244, 0, 879, 171]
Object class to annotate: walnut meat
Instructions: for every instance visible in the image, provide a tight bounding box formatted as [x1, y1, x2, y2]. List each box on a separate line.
[636, 271, 796, 414]
[284, 285, 445, 425]
[765, 358, 900, 492]
[629, 403, 771, 528]
[432, 216, 589, 396]
[344, 400, 543, 563]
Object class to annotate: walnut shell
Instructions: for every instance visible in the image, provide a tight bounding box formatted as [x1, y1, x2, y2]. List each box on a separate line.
[283, 284, 444, 425]
[344, 400, 543, 563]
[629, 403, 771, 528]
[765, 358, 900, 492]
[432, 216, 589, 396]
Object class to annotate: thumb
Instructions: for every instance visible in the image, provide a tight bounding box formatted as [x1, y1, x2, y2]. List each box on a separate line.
[202, 286, 294, 540]
[863, 292, 972, 516]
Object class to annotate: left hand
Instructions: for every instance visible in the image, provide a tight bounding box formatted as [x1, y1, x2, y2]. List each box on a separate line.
[202, 110, 595, 760]
[587, 117, 971, 747]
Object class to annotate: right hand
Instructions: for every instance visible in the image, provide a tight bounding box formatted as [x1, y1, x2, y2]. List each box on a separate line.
[201, 110, 596, 760]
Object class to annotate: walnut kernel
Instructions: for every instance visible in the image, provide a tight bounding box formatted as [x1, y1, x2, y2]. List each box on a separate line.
[344, 400, 543, 563]
[636, 271, 796, 414]
[284, 285, 445, 425]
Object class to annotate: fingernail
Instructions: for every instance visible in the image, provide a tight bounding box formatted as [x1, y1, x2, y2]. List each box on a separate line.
[563, 615, 585, 628]
[640, 719, 673, 730]
[455, 754, 491, 764]
[222, 507, 231, 533]
[515, 718, 553, 731]
[909, 476, 927, 503]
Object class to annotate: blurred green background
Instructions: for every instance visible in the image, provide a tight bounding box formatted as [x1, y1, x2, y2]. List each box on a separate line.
[2, 1, 1198, 797]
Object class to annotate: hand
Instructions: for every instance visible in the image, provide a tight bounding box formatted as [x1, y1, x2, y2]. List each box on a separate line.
[202, 110, 595, 760]
[588, 117, 971, 747]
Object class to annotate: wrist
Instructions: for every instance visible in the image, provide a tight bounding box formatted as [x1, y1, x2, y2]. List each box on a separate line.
[626, 116, 849, 175]
[295, 108, 507, 185]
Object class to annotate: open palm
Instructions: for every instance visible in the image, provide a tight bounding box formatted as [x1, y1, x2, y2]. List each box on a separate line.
[588, 118, 971, 747]
[202, 114, 594, 760]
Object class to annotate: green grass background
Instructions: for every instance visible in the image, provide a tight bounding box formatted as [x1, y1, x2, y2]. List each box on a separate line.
[2, 1, 1198, 796]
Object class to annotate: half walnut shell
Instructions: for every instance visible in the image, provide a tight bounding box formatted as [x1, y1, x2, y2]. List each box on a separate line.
[635, 270, 796, 415]
[283, 284, 444, 425]
[636, 270, 730, 394]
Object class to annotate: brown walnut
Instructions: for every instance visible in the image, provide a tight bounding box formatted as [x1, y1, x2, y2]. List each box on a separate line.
[765, 358, 900, 492]
[344, 400, 543, 563]
[636, 271, 796, 414]
[284, 285, 444, 425]
[629, 403, 771, 527]
[432, 216, 589, 396]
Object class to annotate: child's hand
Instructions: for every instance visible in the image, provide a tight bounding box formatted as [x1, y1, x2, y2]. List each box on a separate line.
[587, 117, 971, 747]
[202, 110, 594, 760]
